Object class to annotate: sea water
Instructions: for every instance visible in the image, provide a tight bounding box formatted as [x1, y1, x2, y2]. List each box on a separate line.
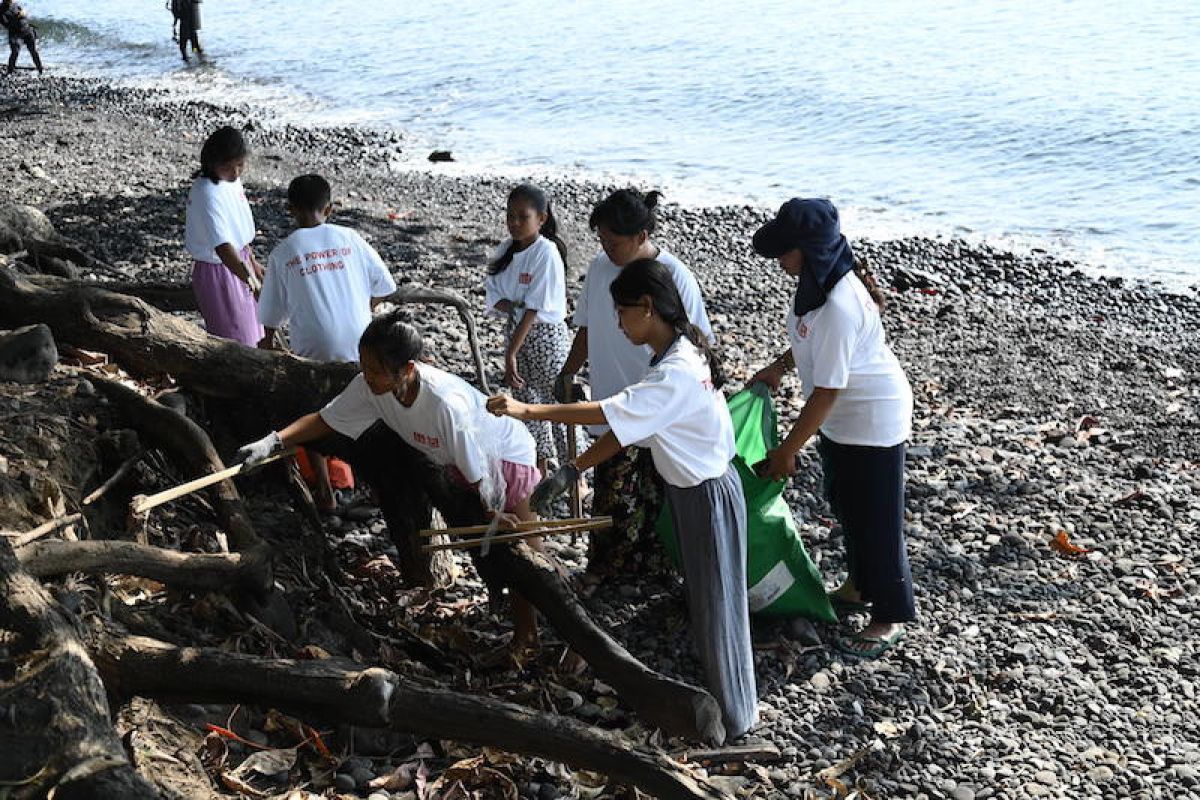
[24, 0, 1200, 288]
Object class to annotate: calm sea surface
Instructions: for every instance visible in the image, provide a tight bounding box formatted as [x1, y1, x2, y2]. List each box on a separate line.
[26, 0, 1200, 287]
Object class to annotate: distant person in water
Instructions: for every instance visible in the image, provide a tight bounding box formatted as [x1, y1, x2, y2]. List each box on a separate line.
[1, 0, 43, 76]
[171, 0, 204, 63]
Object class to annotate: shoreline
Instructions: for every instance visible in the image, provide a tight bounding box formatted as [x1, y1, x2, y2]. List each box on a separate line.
[3, 74, 1200, 797]
[12, 64, 1199, 294]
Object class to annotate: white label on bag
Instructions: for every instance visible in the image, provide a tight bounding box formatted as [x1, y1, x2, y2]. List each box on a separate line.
[747, 560, 795, 611]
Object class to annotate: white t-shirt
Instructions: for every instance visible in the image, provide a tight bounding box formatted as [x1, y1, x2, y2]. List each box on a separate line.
[788, 272, 912, 447]
[600, 338, 735, 488]
[319, 365, 536, 483]
[573, 248, 712, 435]
[184, 177, 256, 262]
[483, 236, 567, 324]
[257, 224, 397, 362]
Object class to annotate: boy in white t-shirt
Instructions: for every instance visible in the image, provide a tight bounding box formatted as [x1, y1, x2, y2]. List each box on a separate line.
[257, 174, 397, 508]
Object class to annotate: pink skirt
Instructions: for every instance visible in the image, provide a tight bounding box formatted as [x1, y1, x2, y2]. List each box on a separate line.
[192, 245, 263, 346]
[449, 460, 542, 513]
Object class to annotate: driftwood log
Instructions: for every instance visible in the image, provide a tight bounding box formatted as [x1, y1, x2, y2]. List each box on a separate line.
[0, 538, 162, 799]
[16, 540, 262, 593]
[91, 630, 726, 800]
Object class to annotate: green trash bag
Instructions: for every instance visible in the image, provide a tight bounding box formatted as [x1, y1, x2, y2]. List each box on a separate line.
[655, 382, 836, 621]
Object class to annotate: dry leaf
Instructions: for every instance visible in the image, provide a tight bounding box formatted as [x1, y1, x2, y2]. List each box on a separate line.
[1050, 530, 1089, 556]
[233, 747, 296, 778]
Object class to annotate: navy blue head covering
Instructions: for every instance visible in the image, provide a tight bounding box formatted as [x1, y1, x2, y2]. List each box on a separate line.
[752, 198, 855, 316]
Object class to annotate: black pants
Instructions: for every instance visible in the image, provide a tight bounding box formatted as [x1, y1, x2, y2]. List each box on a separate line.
[178, 19, 202, 59]
[318, 422, 512, 597]
[819, 434, 916, 623]
[7, 32, 41, 74]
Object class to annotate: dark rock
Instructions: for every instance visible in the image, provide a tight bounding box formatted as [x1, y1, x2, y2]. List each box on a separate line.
[0, 324, 58, 383]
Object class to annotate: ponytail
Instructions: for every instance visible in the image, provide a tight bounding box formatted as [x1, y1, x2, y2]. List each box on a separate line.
[610, 258, 725, 389]
[489, 183, 569, 275]
[853, 255, 887, 310]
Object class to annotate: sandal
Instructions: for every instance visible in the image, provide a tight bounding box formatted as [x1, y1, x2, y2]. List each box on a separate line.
[829, 593, 872, 616]
[836, 627, 906, 659]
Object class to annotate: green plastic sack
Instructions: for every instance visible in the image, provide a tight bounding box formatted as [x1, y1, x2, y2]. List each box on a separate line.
[656, 383, 835, 621]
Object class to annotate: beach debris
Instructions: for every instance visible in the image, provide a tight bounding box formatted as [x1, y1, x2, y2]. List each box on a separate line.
[1049, 530, 1089, 556]
[428, 149, 455, 162]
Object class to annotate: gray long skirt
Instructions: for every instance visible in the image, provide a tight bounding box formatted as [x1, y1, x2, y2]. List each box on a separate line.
[665, 465, 759, 739]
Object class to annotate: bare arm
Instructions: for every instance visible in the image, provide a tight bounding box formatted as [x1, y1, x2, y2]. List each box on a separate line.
[504, 308, 540, 389]
[763, 387, 839, 480]
[486, 396, 607, 426]
[575, 431, 623, 472]
[559, 326, 589, 377]
[750, 347, 795, 393]
[214, 242, 253, 285]
[277, 412, 336, 448]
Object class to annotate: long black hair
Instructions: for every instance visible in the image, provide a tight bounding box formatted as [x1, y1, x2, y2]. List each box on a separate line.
[489, 183, 568, 275]
[358, 310, 424, 373]
[196, 126, 248, 184]
[588, 188, 663, 236]
[610, 258, 724, 389]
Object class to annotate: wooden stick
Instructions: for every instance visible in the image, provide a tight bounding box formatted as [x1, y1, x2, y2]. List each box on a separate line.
[423, 519, 612, 552]
[7, 513, 84, 548]
[82, 451, 144, 506]
[129, 449, 294, 515]
[417, 516, 609, 538]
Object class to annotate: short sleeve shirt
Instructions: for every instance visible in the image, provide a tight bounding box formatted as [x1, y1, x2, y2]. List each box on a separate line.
[788, 273, 912, 447]
[600, 338, 734, 488]
[573, 248, 712, 435]
[483, 236, 567, 324]
[184, 177, 256, 262]
[319, 366, 536, 483]
[257, 224, 397, 362]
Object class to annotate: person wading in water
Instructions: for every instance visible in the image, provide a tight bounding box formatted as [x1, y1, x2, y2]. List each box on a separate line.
[170, 0, 204, 63]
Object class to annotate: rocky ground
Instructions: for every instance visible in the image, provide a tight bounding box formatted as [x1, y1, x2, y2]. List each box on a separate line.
[1, 74, 1199, 799]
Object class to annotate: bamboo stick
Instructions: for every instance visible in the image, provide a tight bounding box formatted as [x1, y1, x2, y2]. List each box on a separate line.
[423, 518, 612, 552]
[417, 516, 610, 538]
[129, 449, 295, 515]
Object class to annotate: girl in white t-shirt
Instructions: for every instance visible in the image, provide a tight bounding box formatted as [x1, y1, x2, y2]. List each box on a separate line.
[750, 197, 915, 660]
[557, 188, 713, 579]
[484, 184, 573, 471]
[236, 312, 546, 651]
[184, 126, 264, 346]
[487, 258, 758, 742]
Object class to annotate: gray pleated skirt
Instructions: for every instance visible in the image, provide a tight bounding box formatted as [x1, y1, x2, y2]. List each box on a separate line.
[665, 464, 759, 740]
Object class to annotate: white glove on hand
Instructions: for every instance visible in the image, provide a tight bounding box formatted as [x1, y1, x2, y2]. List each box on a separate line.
[235, 431, 282, 469]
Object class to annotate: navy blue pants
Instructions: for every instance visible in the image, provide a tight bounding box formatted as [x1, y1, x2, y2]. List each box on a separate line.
[818, 434, 916, 623]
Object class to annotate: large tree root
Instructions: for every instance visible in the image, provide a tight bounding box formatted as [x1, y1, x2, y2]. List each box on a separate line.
[91, 630, 727, 800]
[16, 539, 262, 593]
[0, 539, 162, 799]
[482, 545, 726, 746]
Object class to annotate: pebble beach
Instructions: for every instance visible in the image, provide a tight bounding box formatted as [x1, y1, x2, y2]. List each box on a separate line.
[2, 75, 1199, 799]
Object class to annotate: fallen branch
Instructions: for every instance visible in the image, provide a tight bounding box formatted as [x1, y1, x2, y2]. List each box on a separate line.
[26, 237, 126, 278]
[91, 630, 726, 800]
[478, 544, 727, 746]
[6, 512, 84, 547]
[129, 449, 294, 515]
[16, 539, 267, 593]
